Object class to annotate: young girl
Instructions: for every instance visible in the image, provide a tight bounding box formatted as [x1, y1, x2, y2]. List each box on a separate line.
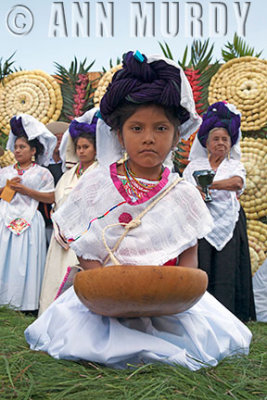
[25, 51, 252, 370]
[0, 114, 56, 311]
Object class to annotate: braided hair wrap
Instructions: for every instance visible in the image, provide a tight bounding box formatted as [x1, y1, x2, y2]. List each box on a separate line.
[198, 102, 241, 147]
[100, 52, 201, 139]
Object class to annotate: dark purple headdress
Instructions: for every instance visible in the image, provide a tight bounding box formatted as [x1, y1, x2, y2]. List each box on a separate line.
[198, 102, 241, 147]
[69, 114, 98, 140]
[100, 51, 190, 126]
[10, 116, 27, 137]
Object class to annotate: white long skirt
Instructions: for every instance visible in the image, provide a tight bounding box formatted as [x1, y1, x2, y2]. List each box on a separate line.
[25, 287, 252, 370]
[0, 211, 47, 310]
[38, 232, 78, 315]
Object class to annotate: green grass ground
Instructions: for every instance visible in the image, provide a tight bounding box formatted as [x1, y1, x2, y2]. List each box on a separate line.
[0, 307, 266, 400]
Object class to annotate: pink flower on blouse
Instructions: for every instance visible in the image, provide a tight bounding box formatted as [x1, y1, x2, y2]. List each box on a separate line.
[118, 212, 133, 224]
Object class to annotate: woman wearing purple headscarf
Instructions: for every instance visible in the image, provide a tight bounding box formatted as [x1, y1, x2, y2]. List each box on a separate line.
[39, 109, 99, 314]
[25, 52, 252, 371]
[0, 114, 56, 311]
[183, 101, 256, 322]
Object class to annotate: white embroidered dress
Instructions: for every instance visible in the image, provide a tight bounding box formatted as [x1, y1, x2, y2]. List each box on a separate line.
[0, 164, 54, 310]
[24, 165, 252, 370]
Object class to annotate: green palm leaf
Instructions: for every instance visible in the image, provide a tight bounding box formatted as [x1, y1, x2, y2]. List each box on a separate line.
[158, 39, 220, 114]
[158, 41, 174, 60]
[222, 33, 263, 61]
[0, 52, 20, 82]
[54, 57, 96, 121]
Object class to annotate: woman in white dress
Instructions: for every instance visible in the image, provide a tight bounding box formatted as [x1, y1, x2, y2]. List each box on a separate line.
[183, 102, 255, 322]
[39, 110, 99, 314]
[25, 52, 252, 370]
[0, 114, 56, 311]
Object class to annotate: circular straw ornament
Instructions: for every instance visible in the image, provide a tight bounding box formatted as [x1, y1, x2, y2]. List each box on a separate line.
[93, 64, 122, 107]
[246, 219, 267, 275]
[208, 57, 267, 131]
[0, 149, 16, 167]
[0, 70, 63, 135]
[240, 137, 267, 220]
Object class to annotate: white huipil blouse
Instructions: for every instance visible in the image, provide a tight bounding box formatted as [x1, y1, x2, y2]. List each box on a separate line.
[52, 164, 213, 265]
[24, 164, 252, 370]
[183, 157, 246, 251]
[0, 164, 55, 234]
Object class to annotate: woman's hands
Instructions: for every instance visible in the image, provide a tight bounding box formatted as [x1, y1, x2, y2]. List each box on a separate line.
[196, 176, 244, 200]
[196, 185, 207, 201]
[9, 176, 55, 203]
[9, 177, 28, 195]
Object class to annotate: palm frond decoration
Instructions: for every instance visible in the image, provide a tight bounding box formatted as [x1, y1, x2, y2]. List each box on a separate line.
[222, 33, 263, 62]
[158, 39, 220, 115]
[102, 57, 122, 73]
[158, 41, 174, 60]
[54, 57, 97, 121]
[0, 52, 19, 82]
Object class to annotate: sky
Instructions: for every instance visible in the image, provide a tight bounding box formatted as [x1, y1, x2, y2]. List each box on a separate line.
[0, 0, 266, 74]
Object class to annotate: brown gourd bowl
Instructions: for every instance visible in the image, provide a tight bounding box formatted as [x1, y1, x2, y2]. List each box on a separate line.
[74, 265, 208, 318]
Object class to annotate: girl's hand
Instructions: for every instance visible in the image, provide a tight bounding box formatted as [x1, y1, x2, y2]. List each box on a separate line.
[77, 257, 103, 270]
[178, 243, 198, 269]
[54, 222, 70, 250]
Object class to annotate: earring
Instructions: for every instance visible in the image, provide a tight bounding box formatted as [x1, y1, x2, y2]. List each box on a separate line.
[228, 151, 231, 160]
[171, 146, 177, 161]
[32, 154, 35, 162]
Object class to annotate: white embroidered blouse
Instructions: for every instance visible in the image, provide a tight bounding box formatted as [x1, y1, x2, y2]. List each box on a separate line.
[0, 164, 55, 235]
[53, 163, 214, 266]
[183, 157, 246, 250]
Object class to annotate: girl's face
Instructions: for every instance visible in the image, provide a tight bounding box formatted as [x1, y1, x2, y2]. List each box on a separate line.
[76, 137, 96, 165]
[118, 105, 178, 178]
[206, 128, 231, 159]
[14, 137, 36, 165]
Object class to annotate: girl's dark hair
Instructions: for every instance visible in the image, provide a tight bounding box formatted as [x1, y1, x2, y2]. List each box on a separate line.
[15, 135, 44, 159]
[73, 131, 96, 149]
[107, 102, 180, 135]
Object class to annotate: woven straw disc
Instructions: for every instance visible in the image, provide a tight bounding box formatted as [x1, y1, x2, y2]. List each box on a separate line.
[0, 70, 63, 135]
[247, 220, 267, 275]
[240, 137, 267, 220]
[93, 64, 122, 107]
[0, 149, 16, 167]
[208, 57, 267, 131]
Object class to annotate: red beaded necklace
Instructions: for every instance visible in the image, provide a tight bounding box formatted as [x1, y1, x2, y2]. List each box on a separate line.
[14, 162, 35, 175]
[123, 160, 163, 200]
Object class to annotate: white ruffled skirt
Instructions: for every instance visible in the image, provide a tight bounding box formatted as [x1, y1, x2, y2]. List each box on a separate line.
[25, 287, 252, 370]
